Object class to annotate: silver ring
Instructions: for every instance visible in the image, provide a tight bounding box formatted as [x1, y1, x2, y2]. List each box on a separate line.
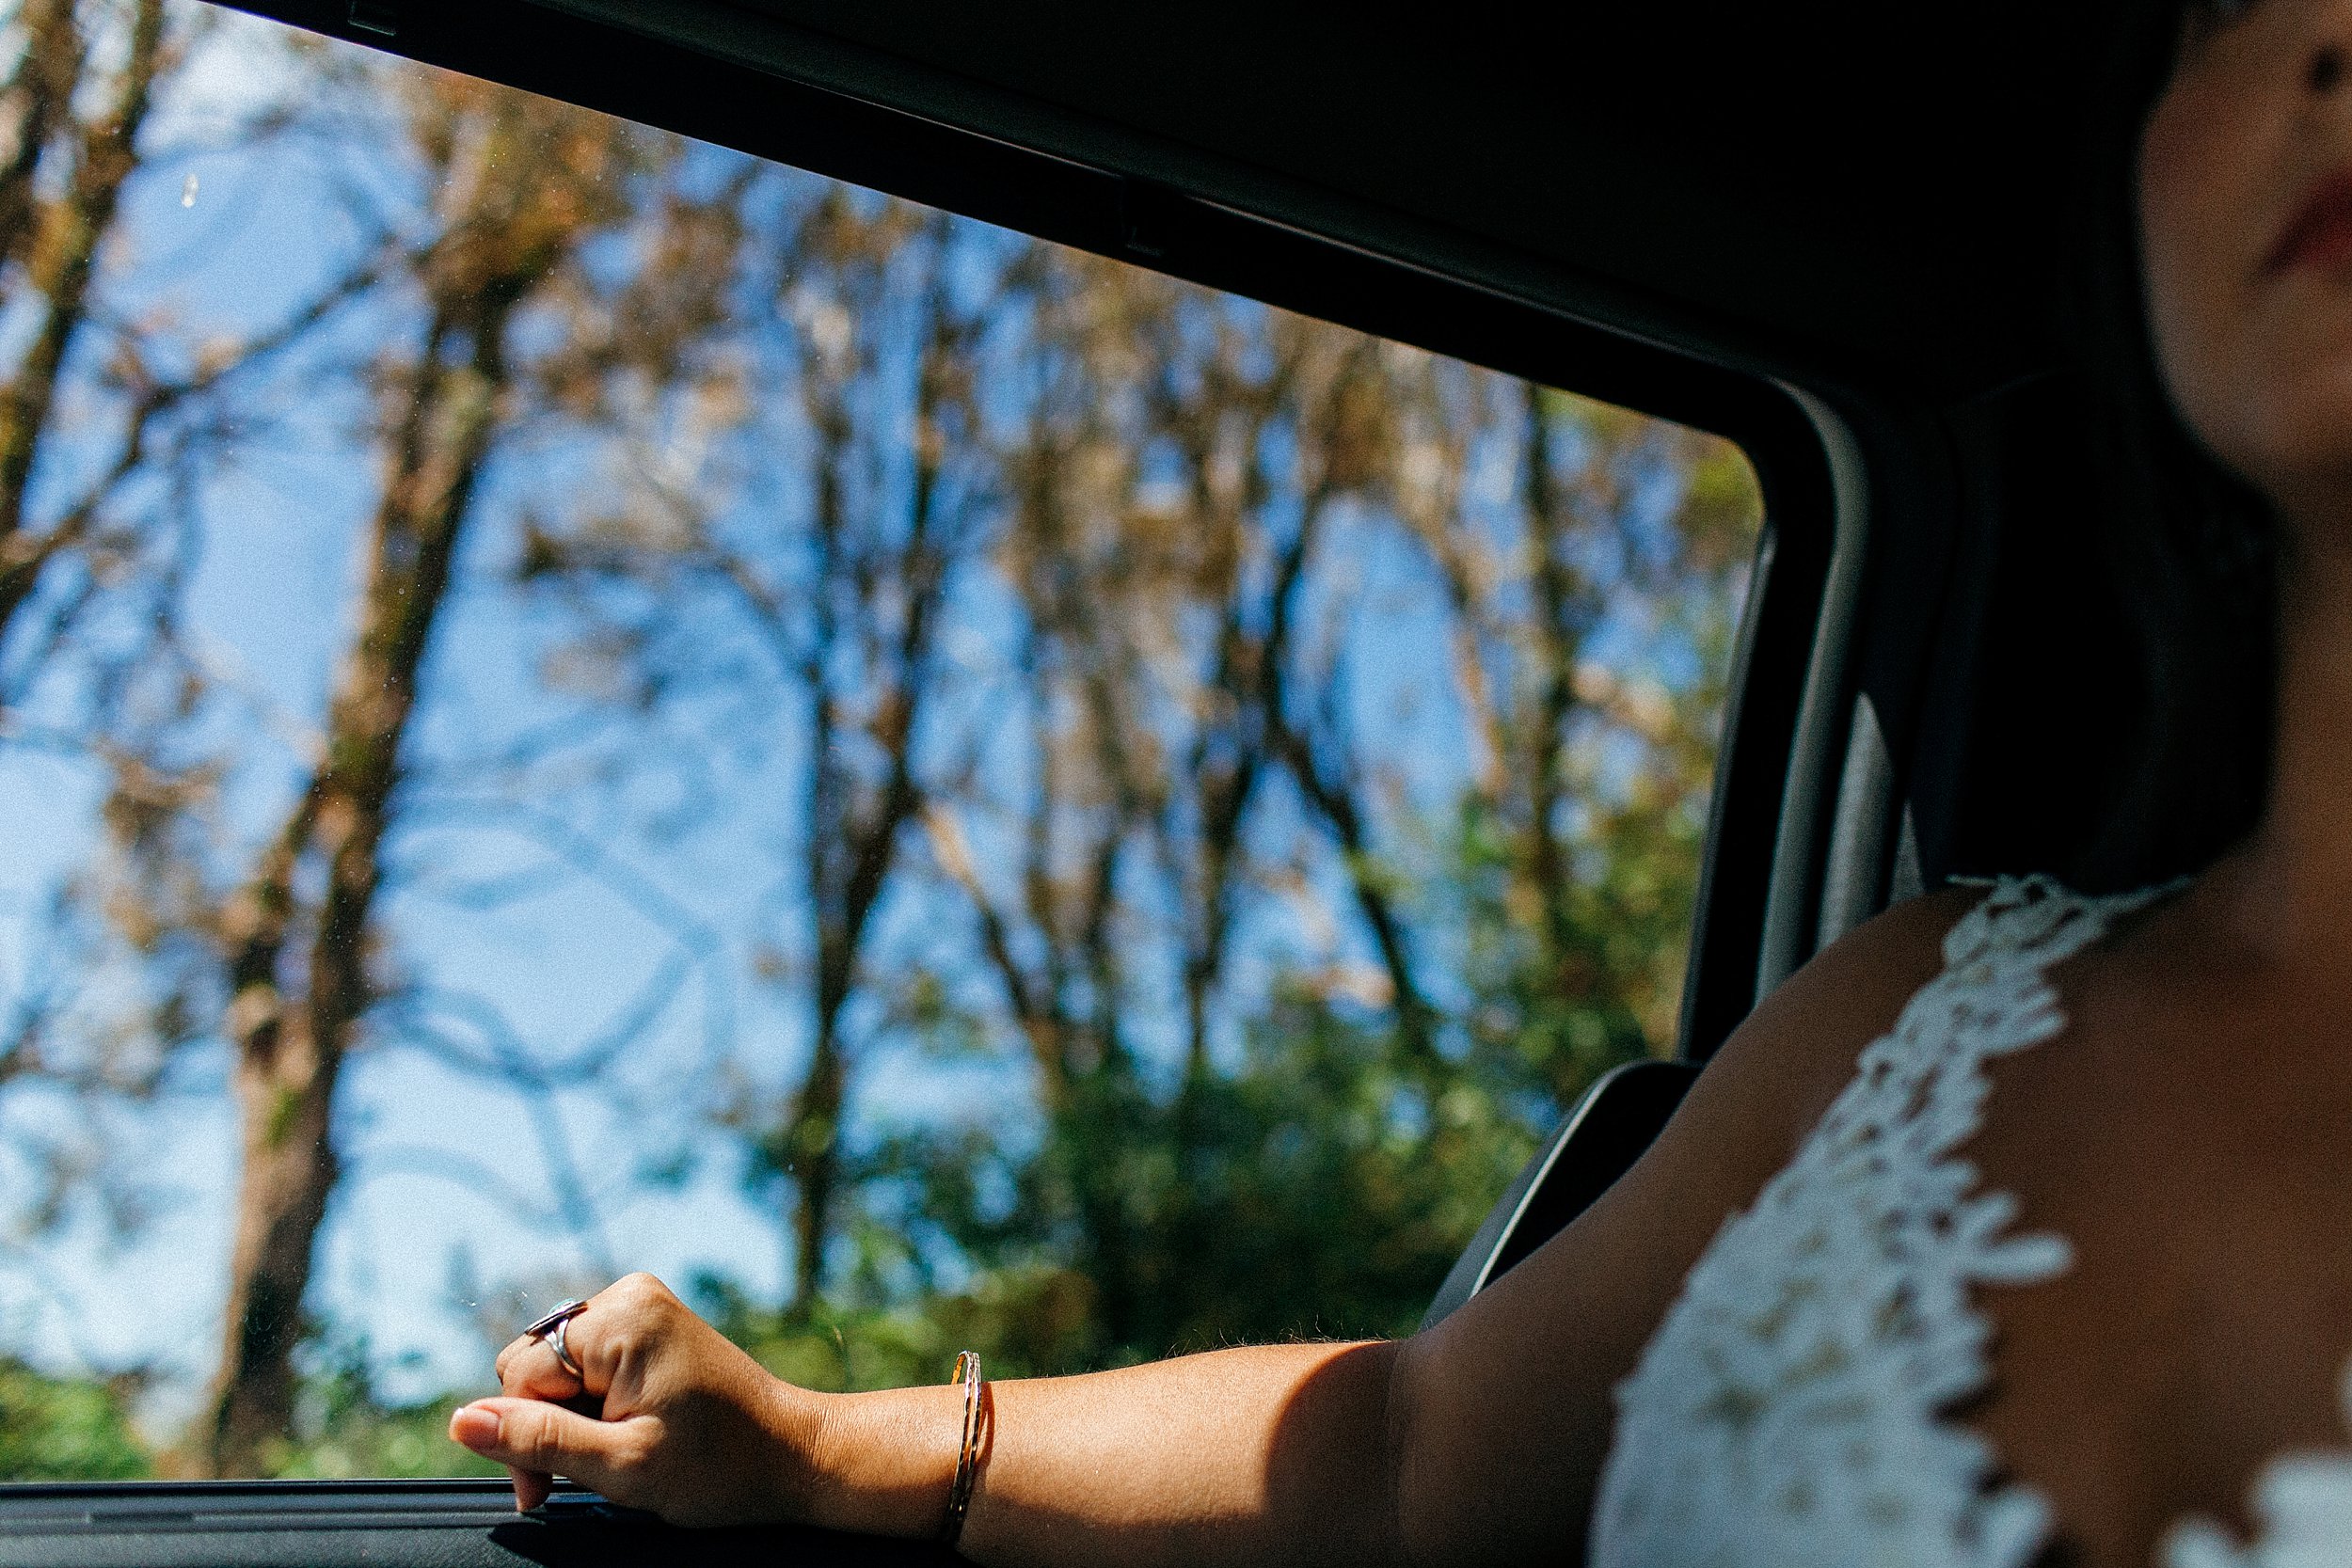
[524, 1298, 588, 1380]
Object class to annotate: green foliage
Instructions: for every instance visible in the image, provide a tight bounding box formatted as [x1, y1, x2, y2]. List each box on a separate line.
[824, 838, 1686, 1375]
[1113, 994, 1545, 1353]
[0, 1352, 515, 1483]
[700, 890, 1654, 1384]
[696, 1264, 1105, 1391]
[691, 994, 1531, 1385]
[258, 1338, 502, 1481]
[262, 1393, 502, 1481]
[0, 1359, 150, 1481]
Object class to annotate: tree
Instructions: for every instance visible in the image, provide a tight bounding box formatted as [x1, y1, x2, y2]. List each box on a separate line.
[0, 19, 756, 1466]
[0, 0, 358, 693]
[13, 64, 777, 1471]
[896, 282, 1762, 1366]
[754, 202, 991, 1310]
[516, 188, 1003, 1308]
[0, 0, 391, 1168]
[1427, 387, 1758, 1097]
[916, 254, 1407, 1351]
[197, 77, 641, 1472]
[0, 0, 167, 648]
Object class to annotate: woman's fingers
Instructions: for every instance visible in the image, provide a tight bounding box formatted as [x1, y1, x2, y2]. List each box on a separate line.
[496, 1334, 585, 1403]
[504, 1462, 554, 1514]
[490, 1275, 682, 1402]
[449, 1398, 656, 1509]
[461, 1277, 691, 1513]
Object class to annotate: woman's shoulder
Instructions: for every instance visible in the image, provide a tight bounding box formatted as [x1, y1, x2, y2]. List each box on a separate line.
[1517, 883, 1999, 1295]
[1674, 883, 1993, 1164]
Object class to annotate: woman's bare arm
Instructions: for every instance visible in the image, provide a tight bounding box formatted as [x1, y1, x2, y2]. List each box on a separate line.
[450, 890, 1969, 1566]
[816, 1340, 1406, 1566]
[1380, 886, 1973, 1564]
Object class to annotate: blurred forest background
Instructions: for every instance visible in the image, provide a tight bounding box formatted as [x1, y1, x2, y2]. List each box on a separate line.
[0, 0, 1758, 1478]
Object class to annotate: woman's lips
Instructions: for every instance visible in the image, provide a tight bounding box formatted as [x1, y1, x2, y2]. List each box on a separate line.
[2267, 171, 2352, 277]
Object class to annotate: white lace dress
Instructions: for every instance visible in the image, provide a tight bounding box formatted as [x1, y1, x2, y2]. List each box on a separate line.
[1588, 875, 2352, 1568]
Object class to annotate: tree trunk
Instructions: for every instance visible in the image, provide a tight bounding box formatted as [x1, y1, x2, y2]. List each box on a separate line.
[201, 293, 516, 1474]
[776, 263, 961, 1310]
[0, 0, 84, 273]
[1522, 381, 1587, 977]
[0, 0, 164, 637]
[784, 1010, 845, 1311]
[1272, 714, 1438, 1064]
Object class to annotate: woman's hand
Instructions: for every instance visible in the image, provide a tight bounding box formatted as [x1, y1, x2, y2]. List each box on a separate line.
[448, 1273, 824, 1526]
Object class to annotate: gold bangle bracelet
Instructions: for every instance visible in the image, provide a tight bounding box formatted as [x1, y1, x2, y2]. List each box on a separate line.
[942, 1351, 984, 1545]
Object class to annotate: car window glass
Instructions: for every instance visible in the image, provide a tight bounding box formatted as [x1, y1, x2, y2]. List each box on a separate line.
[0, 0, 1760, 1477]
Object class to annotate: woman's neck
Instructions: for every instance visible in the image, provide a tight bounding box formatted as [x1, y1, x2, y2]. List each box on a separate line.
[2230, 534, 2352, 956]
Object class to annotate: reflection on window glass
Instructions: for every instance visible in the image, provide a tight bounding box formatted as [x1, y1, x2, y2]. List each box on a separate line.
[0, 0, 1762, 1478]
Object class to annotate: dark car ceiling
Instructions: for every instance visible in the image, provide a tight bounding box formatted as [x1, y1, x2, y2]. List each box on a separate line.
[232, 0, 2114, 404]
[693, 0, 2103, 397]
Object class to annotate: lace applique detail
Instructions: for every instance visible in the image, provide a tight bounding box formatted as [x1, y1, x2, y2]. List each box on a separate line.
[1590, 875, 2171, 1568]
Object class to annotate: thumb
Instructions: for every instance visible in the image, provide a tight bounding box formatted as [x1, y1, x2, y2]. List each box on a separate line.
[450, 1398, 656, 1506]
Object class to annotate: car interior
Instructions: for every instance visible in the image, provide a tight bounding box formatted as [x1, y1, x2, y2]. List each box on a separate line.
[0, 0, 2144, 1560]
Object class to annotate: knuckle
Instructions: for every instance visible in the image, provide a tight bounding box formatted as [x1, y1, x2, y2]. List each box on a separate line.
[596, 1279, 680, 1367]
[610, 1272, 672, 1313]
[607, 1322, 655, 1369]
[499, 1345, 553, 1395]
